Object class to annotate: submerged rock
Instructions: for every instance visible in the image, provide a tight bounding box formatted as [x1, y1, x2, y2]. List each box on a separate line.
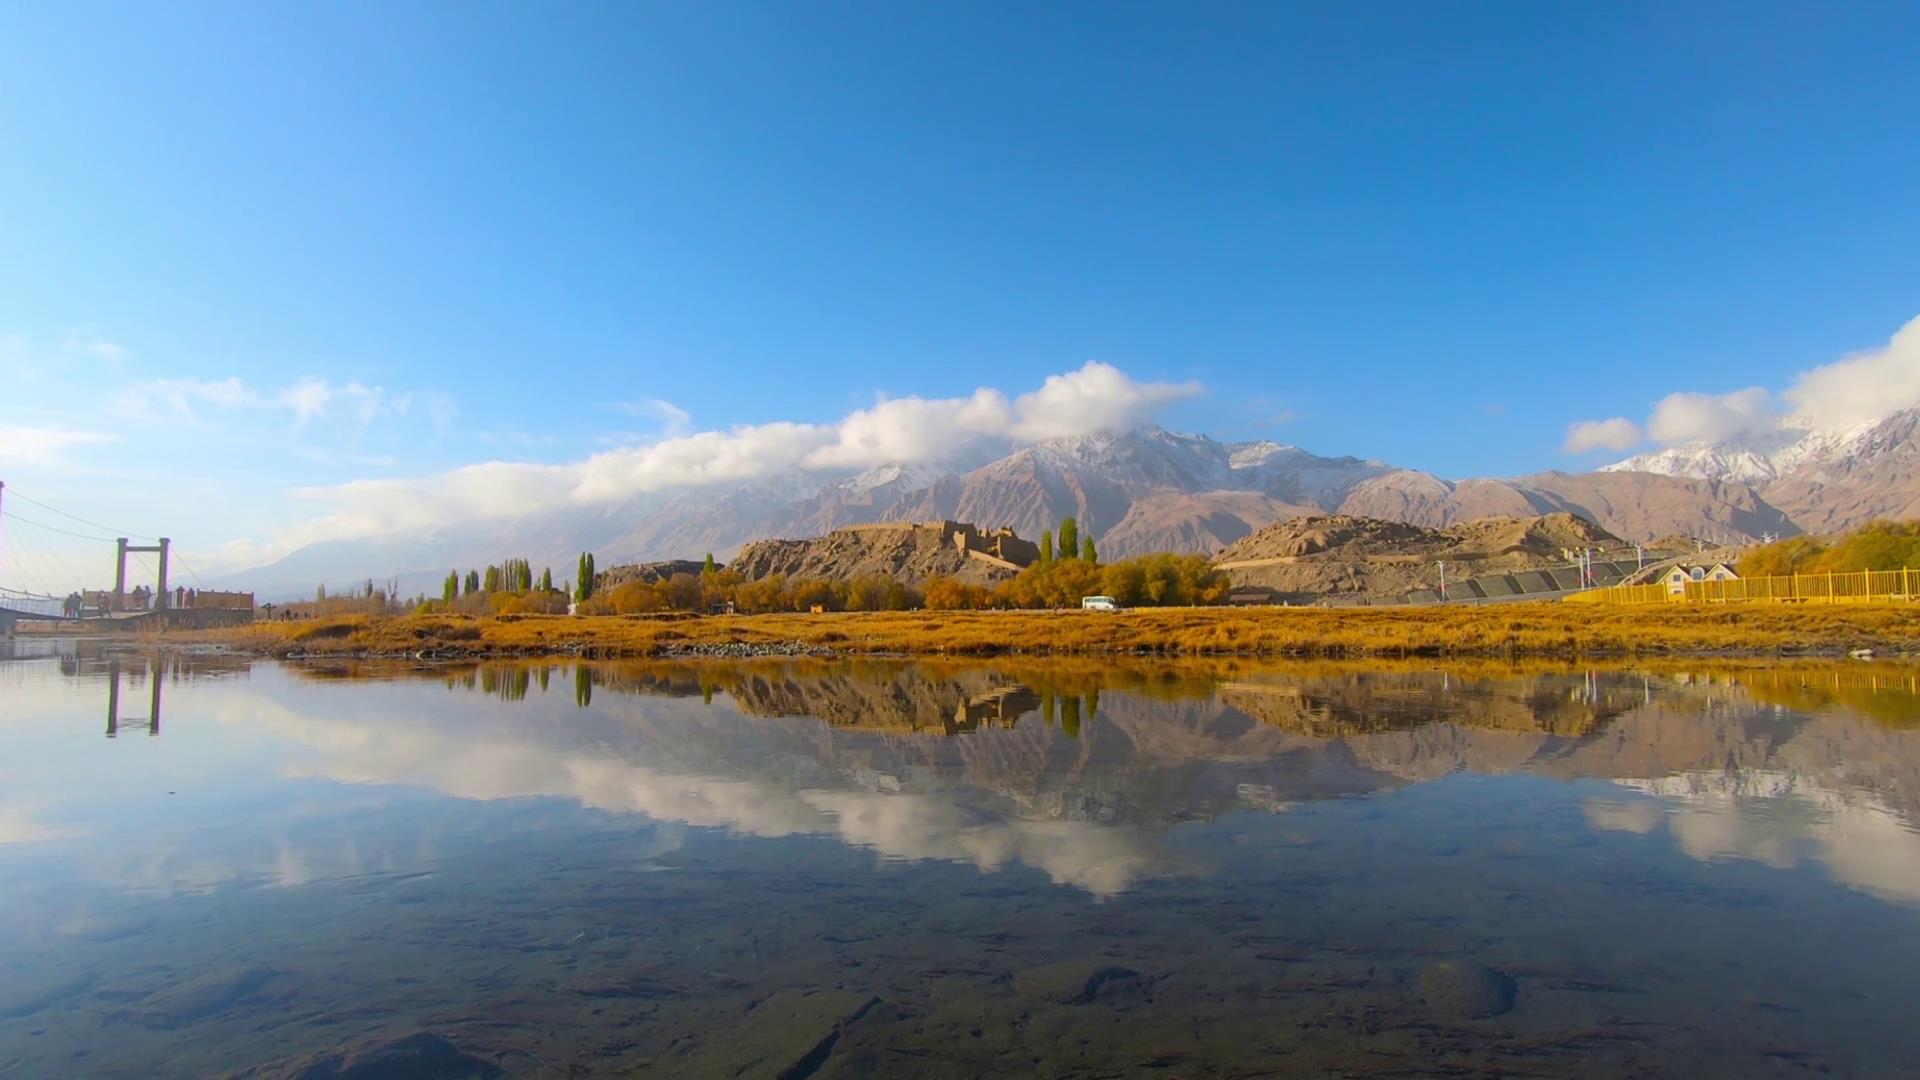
[1012, 960, 1145, 1006]
[685, 988, 881, 1078]
[1417, 960, 1517, 1018]
[132, 967, 295, 1029]
[278, 1031, 498, 1079]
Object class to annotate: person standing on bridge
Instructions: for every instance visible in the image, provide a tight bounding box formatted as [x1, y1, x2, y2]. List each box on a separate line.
[65, 592, 80, 618]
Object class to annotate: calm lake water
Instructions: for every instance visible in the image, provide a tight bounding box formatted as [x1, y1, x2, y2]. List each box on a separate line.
[4, 641, 1920, 1078]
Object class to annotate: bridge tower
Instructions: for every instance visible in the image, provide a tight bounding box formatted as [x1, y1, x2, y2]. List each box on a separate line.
[112, 536, 171, 612]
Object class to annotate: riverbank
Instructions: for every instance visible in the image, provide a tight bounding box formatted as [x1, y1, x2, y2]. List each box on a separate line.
[182, 602, 1920, 660]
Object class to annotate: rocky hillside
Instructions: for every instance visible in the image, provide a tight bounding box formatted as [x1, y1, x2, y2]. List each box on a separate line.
[1213, 512, 1626, 601]
[728, 522, 1021, 587]
[598, 559, 709, 589]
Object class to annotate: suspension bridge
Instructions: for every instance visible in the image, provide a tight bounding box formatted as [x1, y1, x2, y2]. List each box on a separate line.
[0, 480, 255, 634]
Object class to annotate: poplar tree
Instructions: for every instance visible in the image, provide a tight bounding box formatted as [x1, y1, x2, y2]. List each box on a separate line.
[1039, 532, 1053, 563]
[540, 567, 553, 592]
[1082, 537, 1097, 565]
[703, 552, 717, 576]
[465, 570, 480, 594]
[442, 572, 457, 603]
[576, 553, 596, 601]
[1058, 517, 1078, 562]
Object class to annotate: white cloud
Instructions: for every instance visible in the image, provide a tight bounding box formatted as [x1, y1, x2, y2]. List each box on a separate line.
[617, 398, 694, 437]
[802, 388, 1011, 469]
[1783, 313, 1920, 430]
[1646, 386, 1776, 445]
[1595, 313, 1920, 454]
[64, 336, 128, 362]
[278, 378, 333, 423]
[0, 425, 118, 464]
[1009, 361, 1202, 440]
[113, 376, 262, 420]
[1563, 417, 1644, 454]
[283, 361, 1202, 545]
[114, 374, 404, 428]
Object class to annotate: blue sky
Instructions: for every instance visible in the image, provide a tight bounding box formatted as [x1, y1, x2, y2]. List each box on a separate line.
[2, 2, 1918, 582]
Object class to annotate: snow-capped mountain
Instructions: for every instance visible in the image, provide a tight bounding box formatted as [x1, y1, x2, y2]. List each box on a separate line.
[1602, 408, 1920, 531]
[223, 413, 1918, 598]
[1605, 409, 1916, 485]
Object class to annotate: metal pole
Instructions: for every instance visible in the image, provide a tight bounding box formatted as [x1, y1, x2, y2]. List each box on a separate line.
[114, 538, 129, 613]
[156, 538, 170, 610]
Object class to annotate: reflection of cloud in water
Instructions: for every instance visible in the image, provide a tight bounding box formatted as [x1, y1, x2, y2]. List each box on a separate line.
[802, 790, 1177, 895]
[215, 682, 1178, 896]
[0, 803, 87, 845]
[1588, 771, 1920, 905]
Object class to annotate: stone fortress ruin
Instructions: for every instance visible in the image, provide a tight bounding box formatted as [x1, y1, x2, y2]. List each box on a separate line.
[840, 520, 1040, 571]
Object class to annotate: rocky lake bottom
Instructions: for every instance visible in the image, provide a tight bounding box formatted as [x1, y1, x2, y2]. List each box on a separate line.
[3, 641, 1919, 1077]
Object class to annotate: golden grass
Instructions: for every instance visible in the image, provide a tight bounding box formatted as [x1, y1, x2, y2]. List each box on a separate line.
[183, 601, 1920, 660]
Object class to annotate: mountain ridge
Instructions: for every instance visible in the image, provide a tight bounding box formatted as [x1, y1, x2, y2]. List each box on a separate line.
[221, 414, 1917, 599]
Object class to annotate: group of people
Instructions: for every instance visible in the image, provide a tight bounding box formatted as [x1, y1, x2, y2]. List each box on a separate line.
[59, 585, 209, 618]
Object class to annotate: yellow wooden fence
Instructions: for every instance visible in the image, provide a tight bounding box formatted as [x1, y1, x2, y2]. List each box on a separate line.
[1567, 567, 1920, 605]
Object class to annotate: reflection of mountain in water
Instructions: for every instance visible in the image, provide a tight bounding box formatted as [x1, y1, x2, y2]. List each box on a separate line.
[229, 661, 1920, 898]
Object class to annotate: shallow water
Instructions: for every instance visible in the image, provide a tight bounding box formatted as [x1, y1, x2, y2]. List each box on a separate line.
[4, 641, 1920, 1077]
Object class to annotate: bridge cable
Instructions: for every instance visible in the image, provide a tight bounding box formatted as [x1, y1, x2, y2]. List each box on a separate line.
[0, 488, 160, 542]
[1, 509, 121, 543]
[0, 514, 63, 596]
[168, 550, 208, 589]
[0, 514, 85, 598]
[6, 488, 208, 589]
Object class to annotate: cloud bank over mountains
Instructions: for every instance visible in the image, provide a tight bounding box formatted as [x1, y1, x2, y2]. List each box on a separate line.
[1565, 313, 1920, 455]
[286, 362, 1203, 546]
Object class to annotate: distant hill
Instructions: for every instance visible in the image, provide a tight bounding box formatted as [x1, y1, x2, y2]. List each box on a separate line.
[728, 521, 1033, 588]
[1213, 512, 1628, 602]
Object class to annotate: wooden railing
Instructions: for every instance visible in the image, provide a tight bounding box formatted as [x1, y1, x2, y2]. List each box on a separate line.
[1566, 568, 1920, 605]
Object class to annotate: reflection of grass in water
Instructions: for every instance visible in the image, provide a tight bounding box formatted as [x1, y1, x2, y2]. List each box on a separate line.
[195, 602, 1920, 661]
[280, 652, 1920, 737]
[1736, 669, 1920, 728]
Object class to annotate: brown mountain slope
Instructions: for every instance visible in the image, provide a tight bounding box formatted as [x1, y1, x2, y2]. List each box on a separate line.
[1097, 490, 1317, 557]
[1334, 469, 1795, 545]
[728, 521, 1026, 587]
[1213, 512, 1623, 601]
[1763, 411, 1920, 533]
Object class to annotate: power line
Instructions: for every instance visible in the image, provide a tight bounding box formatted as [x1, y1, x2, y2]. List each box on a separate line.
[0, 488, 157, 542]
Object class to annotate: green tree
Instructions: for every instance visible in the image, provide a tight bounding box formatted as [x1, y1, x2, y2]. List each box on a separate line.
[1058, 517, 1078, 563]
[464, 570, 480, 595]
[703, 552, 718, 576]
[576, 553, 596, 601]
[1081, 537, 1097, 565]
[442, 572, 457, 603]
[539, 567, 553, 592]
[483, 565, 501, 593]
[1039, 531, 1054, 563]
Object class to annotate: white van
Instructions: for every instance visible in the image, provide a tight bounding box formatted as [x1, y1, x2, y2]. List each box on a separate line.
[1080, 596, 1120, 612]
